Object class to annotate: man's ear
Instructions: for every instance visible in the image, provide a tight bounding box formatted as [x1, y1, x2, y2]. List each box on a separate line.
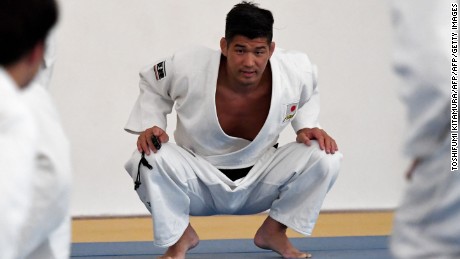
[269, 41, 276, 58]
[220, 37, 228, 57]
[23, 41, 45, 87]
[27, 41, 45, 67]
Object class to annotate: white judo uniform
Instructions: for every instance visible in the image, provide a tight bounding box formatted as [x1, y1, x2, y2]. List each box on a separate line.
[0, 68, 37, 259]
[389, 0, 460, 258]
[17, 86, 72, 259]
[125, 46, 342, 247]
[16, 33, 73, 259]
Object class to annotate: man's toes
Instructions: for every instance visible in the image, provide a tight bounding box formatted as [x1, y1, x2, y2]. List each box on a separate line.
[284, 251, 312, 259]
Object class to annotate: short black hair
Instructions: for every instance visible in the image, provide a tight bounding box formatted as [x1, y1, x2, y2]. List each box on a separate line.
[225, 1, 274, 44]
[0, 0, 58, 66]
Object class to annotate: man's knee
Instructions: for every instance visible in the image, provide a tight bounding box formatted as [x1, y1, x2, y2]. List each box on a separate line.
[141, 143, 196, 184]
[124, 143, 179, 180]
[143, 142, 177, 165]
[293, 141, 342, 180]
[318, 150, 341, 183]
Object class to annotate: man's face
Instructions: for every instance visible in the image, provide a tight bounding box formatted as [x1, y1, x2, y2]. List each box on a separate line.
[220, 35, 275, 88]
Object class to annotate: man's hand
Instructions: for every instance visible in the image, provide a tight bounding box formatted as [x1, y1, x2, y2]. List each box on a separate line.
[137, 126, 169, 155]
[296, 127, 338, 154]
[405, 158, 420, 180]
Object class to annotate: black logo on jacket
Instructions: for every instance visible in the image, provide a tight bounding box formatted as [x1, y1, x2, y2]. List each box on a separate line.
[154, 61, 166, 80]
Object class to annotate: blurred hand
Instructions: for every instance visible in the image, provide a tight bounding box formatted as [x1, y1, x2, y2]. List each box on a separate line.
[406, 158, 420, 180]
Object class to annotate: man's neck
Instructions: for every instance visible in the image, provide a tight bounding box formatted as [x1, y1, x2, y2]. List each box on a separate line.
[5, 61, 34, 89]
[219, 61, 271, 95]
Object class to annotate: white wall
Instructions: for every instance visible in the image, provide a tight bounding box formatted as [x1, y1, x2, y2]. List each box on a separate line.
[50, 0, 409, 217]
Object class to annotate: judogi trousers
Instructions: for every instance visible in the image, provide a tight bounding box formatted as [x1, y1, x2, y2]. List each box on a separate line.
[125, 141, 341, 247]
[390, 139, 460, 259]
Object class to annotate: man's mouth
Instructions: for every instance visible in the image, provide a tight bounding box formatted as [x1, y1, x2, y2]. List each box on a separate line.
[241, 70, 256, 77]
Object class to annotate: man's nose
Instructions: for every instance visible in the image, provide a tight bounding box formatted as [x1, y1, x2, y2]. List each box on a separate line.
[242, 53, 255, 67]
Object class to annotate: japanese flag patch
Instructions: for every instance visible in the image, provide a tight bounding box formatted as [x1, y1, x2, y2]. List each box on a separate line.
[153, 61, 166, 80]
[283, 103, 298, 122]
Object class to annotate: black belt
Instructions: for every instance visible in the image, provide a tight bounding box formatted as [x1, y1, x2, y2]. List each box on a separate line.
[218, 143, 278, 181]
[219, 166, 253, 181]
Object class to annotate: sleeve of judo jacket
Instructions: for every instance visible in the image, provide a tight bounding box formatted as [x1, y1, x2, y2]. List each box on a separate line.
[0, 86, 37, 259]
[290, 53, 321, 132]
[125, 56, 175, 134]
[391, 0, 451, 159]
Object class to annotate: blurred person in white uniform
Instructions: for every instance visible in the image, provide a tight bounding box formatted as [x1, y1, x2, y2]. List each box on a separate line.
[389, 0, 460, 258]
[16, 30, 73, 258]
[124, 2, 342, 259]
[0, 0, 58, 258]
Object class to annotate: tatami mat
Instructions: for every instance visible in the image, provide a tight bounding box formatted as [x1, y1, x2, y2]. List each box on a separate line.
[71, 236, 392, 259]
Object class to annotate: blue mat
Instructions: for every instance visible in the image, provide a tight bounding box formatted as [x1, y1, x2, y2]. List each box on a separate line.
[71, 236, 393, 259]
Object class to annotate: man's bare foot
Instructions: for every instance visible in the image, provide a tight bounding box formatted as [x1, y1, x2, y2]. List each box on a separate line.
[158, 224, 199, 259]
[254, 216, 311, 258]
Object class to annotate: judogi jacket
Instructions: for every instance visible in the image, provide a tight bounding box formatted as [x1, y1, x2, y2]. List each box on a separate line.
[0, 68, 37, 259]
[125, 46, 321, 169]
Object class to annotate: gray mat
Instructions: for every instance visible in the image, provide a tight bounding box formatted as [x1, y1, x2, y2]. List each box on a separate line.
[71, 236, 393, 259]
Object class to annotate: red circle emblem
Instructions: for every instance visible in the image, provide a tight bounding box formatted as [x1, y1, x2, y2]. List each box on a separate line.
[291, 105, 296, 112]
